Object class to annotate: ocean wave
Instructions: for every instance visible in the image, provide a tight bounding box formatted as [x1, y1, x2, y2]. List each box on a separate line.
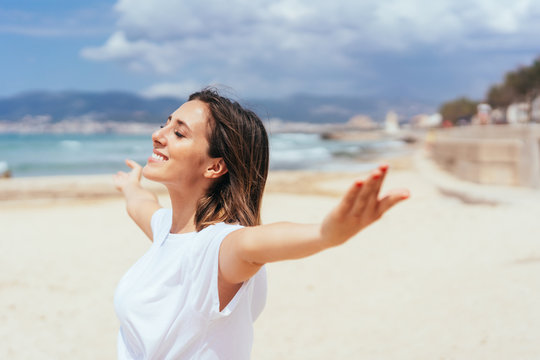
[59, 140, 82, 150]
[2, 133, 409, 176]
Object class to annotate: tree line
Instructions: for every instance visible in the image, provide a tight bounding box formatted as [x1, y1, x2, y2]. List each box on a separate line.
[439, 57, 540, 124]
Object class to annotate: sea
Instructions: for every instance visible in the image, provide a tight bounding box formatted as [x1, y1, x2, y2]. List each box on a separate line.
[0, 132, 410, 177]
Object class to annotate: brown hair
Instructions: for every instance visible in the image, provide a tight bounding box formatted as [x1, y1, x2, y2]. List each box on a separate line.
[189, 88, 269, 231]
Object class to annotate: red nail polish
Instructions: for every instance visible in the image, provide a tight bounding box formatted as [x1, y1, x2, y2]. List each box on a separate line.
[373, 173, 381, 180]
[380, 164, 389, 172]
[356, 181, 363, 187]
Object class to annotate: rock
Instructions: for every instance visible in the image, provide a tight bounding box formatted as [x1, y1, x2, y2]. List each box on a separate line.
[0, 161, 12, 178]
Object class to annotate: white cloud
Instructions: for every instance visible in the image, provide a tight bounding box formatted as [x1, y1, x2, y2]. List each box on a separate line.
[79, 0, 540, 97]
[140, 81, 204, 98]
[81, 31, 184, 73]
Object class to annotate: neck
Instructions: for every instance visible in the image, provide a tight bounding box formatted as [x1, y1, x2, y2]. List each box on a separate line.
[166, 185, 206, 234]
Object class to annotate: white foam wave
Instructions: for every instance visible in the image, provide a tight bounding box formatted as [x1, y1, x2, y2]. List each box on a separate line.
[59, 140, 82, 149]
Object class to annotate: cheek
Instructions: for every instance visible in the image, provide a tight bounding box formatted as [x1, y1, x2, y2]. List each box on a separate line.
[186, 144, 211, 167]
[195, 152, 209, 167]
[172, 149, 207, 173]
[169, 139, 211, 171]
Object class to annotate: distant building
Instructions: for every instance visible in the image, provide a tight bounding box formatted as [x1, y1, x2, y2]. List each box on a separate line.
[506, 102, 530, 124]
[532, 96, 540, 123]
[384, 111, 399, 134]
[473, 103, 492, 125]
[490, 108, 506, 124]
[346, 114, 378, 130]
[410, 113, 442, 128]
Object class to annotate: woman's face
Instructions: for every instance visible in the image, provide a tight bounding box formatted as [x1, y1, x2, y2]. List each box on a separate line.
[142, 100, 216, 189]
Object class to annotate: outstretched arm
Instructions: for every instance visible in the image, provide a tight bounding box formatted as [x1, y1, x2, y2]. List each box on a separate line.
[113, 159, 161, 241]
[219, 164, 409, 284]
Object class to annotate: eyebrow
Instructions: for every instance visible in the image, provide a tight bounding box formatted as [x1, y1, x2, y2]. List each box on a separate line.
[167, 115, 192, 134]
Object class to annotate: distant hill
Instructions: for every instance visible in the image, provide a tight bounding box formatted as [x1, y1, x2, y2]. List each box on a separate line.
[0, 90, 437, 124]
[0, 91, 180, 124]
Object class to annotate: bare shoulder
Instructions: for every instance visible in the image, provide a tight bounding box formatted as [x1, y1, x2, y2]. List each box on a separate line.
[219, 227, 263, 285]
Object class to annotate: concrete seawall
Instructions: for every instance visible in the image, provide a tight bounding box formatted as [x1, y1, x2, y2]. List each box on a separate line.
[428, 124, 540, 187]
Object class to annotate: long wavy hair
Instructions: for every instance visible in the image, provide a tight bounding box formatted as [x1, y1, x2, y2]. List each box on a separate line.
[189, 88, 269, 231]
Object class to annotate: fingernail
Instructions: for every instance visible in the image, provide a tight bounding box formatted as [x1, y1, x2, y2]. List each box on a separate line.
[373, 172, 381, 180]
[401, 192, 410, 199]
[356, 181, 363, 187]
[380, 164, 389, 172]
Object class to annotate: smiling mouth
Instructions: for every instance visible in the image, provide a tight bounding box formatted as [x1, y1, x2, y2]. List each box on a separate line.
[151, 151, 169, 161]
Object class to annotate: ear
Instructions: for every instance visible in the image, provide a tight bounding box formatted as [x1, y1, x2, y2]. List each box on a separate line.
[204, 158, 228, 179]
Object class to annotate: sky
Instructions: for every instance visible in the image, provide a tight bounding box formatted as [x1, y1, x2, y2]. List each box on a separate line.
[1, 0, 540, 103]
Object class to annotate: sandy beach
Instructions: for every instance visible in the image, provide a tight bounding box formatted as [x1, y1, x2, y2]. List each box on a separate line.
[1, 150, 539, 359]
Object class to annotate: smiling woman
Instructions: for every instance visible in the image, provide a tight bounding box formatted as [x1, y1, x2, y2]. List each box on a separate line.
[112, 87, 409, 359]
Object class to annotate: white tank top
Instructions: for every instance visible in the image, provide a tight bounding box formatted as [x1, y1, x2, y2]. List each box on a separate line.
[114, 208, 267, 359]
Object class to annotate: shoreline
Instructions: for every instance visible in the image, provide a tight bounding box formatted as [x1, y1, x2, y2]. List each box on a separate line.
[0, 144, 418, 202]
[1, 146, 537, 206]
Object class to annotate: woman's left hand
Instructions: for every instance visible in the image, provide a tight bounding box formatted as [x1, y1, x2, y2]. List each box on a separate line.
[320, 164, 409, 247]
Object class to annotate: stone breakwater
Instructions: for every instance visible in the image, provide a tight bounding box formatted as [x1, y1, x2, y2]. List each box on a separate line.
[428, 124, 540, 187]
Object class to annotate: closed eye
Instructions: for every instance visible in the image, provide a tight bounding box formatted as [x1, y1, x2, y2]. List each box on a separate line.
[174, 131, 184, 138]
[160, 116, 171, 129]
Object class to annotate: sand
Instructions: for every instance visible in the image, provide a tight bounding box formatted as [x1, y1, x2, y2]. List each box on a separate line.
[1, 151, 539, 359]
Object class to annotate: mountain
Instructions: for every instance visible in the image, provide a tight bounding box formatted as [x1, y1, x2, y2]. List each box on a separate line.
[0, 91, 180, 124]
[0, 90, 437, 124]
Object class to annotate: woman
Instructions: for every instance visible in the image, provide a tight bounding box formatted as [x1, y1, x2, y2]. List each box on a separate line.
[113, 88, 409, 359]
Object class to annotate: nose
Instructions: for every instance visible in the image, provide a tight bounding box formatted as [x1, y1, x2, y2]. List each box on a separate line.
[152, 126, 167, 147]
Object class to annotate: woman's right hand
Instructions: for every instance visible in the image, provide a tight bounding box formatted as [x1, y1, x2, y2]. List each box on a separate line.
[113, 159, 143, 193]
[113, 159, 161, 241]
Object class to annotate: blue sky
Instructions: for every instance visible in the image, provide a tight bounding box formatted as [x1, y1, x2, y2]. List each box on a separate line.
[2, 0, 540, 103]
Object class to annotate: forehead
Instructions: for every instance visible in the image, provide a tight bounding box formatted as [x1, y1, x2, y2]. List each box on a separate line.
[170, 100, 210, 133]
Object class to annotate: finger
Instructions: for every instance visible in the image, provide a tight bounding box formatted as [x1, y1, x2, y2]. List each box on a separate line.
[125, 159, 143, 180]
[125, 159, 141, 169]
[363, 164, 390, 213]
[377, 189, 410, 216]
[336, 180, 364, 216]
[378, 163, 389, 177]
[372, 164, 388, 200]
[112, 172, 125, 190]
[351, 169, 380, 216]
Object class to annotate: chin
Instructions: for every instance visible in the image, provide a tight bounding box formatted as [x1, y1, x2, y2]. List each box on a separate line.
[143, 164, 173, 186]
[142, 164, 159, 181]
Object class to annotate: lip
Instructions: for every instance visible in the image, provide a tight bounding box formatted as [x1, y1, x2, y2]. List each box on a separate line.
[147, 149, 169, 163]
[153, 150, 169, 160]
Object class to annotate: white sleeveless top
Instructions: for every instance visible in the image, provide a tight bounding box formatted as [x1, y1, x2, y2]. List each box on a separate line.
[114, 208, 267, 359]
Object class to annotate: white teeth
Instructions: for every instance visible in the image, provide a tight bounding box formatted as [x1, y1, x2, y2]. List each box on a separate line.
[152, 153, 166, 161]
